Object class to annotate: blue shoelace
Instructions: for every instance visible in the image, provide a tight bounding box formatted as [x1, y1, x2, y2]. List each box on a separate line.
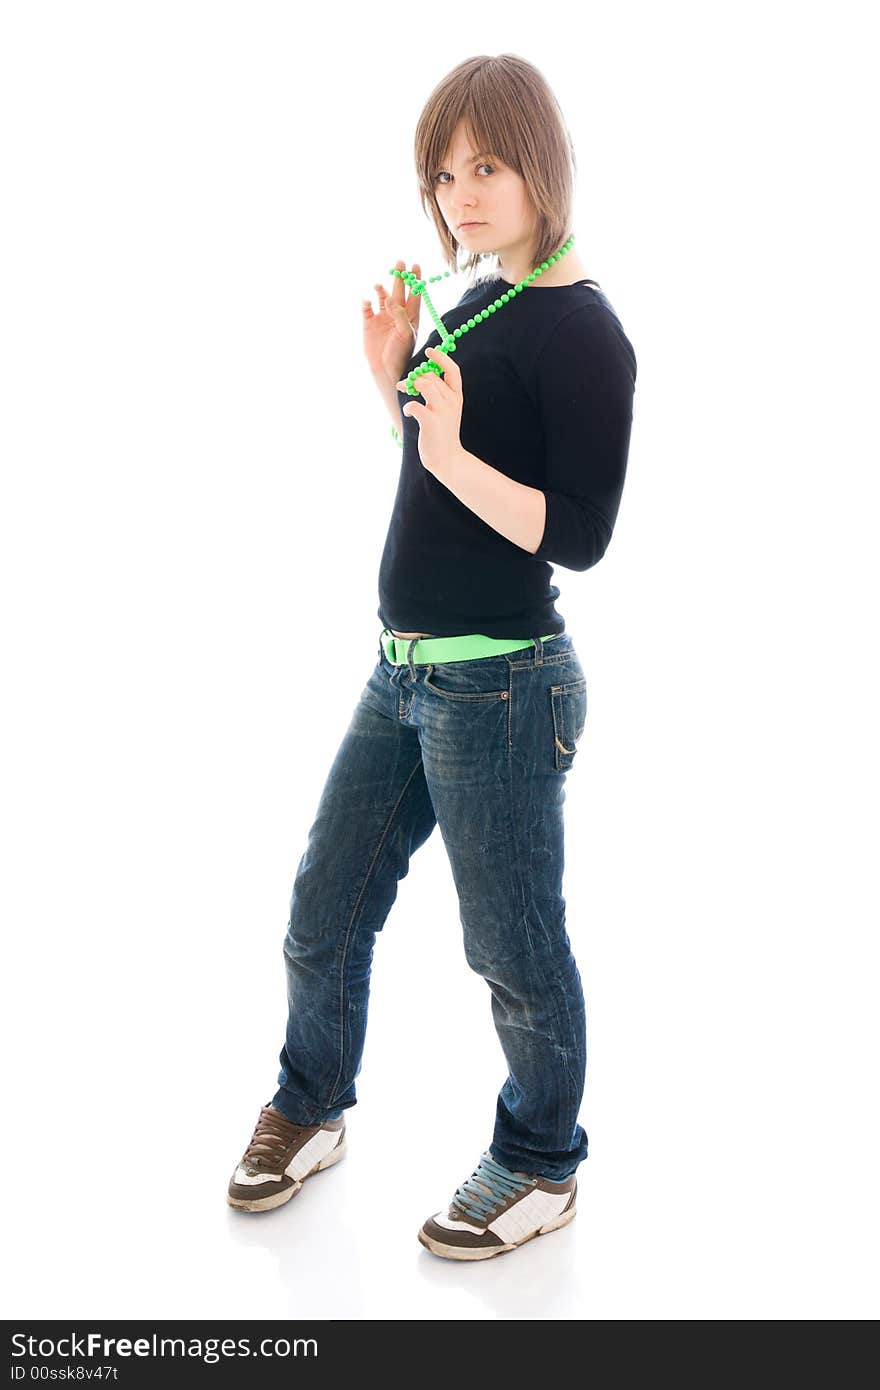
[452, 1151, 538, 1223]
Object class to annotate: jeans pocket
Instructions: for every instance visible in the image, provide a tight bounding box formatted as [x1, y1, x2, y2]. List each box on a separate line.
[550, 676, 587, 771]
[422, 660, 510, 703]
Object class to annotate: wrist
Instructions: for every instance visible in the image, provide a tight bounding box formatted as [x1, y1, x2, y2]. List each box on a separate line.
[435, 444, 470, 485]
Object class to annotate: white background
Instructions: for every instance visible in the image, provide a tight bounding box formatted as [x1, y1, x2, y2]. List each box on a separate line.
[2, 0, 878, 1321]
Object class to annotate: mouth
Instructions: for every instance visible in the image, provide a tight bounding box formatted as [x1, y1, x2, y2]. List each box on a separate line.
[458, 221, 485, 230]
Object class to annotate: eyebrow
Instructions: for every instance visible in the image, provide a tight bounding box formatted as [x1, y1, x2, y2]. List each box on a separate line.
[438, 151, 492, 169]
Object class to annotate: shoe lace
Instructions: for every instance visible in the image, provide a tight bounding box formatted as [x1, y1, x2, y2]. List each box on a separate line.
[242, 1105, 311, 1170]
[452, 1151, 537, 1223]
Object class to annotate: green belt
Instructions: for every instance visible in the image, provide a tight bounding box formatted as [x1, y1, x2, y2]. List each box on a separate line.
[380, 628, 559, 667]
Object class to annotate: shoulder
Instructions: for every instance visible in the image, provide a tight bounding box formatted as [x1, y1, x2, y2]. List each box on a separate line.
[533, 293, 637, 385]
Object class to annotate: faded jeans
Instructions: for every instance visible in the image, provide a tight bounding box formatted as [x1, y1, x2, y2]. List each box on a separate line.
[271, 630, 590, 1181]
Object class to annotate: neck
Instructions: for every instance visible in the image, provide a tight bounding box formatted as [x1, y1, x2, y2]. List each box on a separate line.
[495, 240, 587, 288]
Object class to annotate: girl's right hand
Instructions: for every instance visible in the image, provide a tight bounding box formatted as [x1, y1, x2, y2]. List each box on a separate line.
[361, 260, 422, 386]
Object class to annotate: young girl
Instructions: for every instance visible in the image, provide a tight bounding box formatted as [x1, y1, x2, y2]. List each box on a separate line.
[228, 53, 637, 1262]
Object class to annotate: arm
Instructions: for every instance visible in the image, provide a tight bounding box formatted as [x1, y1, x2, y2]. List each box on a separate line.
[372, 368, 405, 433]
[530, 304, 637, 571]
[437, 450, 547, 554]
[434, 305, 637, 567]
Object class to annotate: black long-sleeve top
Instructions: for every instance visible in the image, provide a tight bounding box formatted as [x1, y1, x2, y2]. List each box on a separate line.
[376, 273, 637, 639]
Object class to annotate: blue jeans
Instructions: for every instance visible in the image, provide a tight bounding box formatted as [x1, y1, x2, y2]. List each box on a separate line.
[271, 630, 590, 1181]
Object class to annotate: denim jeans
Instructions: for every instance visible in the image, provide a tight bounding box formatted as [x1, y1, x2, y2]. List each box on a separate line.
[271, 630, 590, 1181]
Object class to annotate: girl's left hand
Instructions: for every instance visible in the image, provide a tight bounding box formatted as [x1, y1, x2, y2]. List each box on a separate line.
[396, 346, 464, 476]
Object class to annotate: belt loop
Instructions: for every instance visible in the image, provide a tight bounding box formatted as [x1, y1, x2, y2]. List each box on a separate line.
[406, 637, 418, 680]
[532, 636, 544, 668]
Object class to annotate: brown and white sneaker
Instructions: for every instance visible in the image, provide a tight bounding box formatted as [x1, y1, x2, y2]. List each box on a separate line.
[227, 1103, 347, 1212]
[418, 1149, 577, 1260]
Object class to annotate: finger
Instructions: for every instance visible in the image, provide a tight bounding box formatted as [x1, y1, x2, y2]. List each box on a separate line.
[422, 349, 454, 391]
[396, 371, 434, 399]
[405, 364, 445, 397]
[394, 260, 423, 307]
[396, 376, 426, 397]
[426, 344, 456, 369]
[388, 303, 416, 342]
[391, 259, 407, 303]
[406, 265, 422, 321]
[425, 345, 460, 389]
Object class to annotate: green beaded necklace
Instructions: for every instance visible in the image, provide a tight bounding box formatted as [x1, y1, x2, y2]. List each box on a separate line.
[388, 233, 576, 448]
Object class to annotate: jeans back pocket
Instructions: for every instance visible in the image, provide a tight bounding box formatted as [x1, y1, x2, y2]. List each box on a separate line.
[550, 677, 587, 771]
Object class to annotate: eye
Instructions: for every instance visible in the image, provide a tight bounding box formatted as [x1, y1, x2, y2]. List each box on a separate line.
[434, 163, 495, 185]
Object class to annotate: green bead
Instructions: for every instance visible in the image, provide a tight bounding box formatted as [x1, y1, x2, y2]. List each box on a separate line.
[453, 327, 463, 337]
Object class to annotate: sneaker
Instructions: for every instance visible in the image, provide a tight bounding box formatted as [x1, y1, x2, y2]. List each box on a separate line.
[227, 1103, 346, 1212]
[417, 1149, 577, 1260]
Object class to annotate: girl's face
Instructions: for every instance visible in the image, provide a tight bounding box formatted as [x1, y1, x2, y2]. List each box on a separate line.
[433, 121, 538, 273]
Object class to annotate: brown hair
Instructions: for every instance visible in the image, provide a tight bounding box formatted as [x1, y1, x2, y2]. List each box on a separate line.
[412, 54, 578, 285]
